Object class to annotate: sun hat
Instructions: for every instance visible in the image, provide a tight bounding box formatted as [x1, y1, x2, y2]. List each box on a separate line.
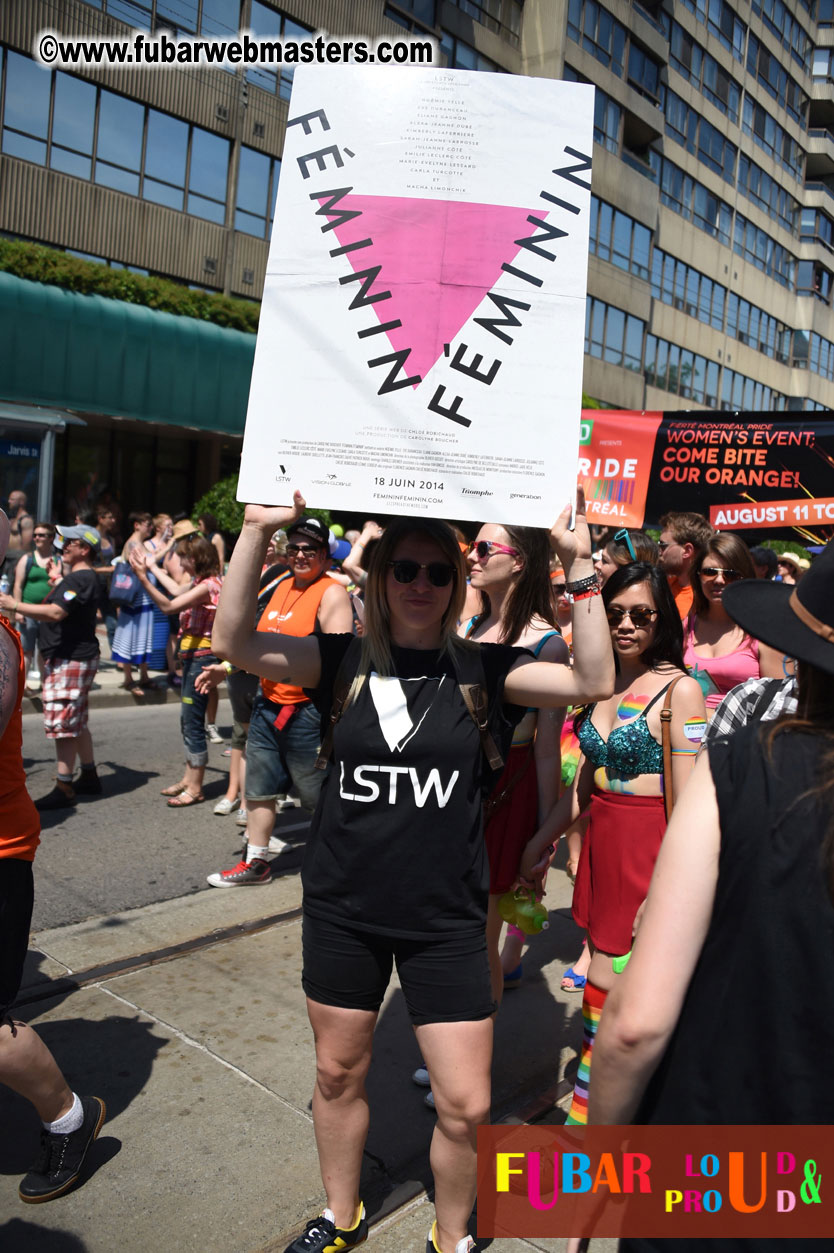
[776, 551, 810, 572]
[55, 524, 101, 554]
[171, 519, 199, 541]
[723, 541, 833, 677]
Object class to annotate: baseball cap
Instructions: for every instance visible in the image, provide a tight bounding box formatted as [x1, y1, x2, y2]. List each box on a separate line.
[286, 516, 330, 548]
[55, 524, 102, 554]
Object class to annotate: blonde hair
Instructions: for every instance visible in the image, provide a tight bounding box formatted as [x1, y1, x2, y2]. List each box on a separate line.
[346, 517, 474, 706]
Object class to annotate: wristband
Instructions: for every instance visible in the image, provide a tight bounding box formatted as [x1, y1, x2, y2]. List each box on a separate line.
[221, 661, 234, 674]
[572, 586, 601, 602]
[565, 573, 598, 594]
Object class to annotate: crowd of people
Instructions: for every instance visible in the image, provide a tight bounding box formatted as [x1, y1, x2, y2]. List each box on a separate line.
[1, 481, 832, 1253]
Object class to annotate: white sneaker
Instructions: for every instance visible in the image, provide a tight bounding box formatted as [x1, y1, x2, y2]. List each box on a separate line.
[426, 1222, 474, 1252]
[206, 723, 224, 744]
[268, 835, 289, 855]
[213, 796, 240, 816]
[234, 807, 248, 827]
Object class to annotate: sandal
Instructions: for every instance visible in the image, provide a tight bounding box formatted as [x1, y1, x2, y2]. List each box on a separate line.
[561, 966, 587, 992]
[130, 685, 146, 698]
[160, 782, 187, 797]
[167, 790, 205, 808]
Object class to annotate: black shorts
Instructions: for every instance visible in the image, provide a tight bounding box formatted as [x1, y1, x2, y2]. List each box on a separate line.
[0, 858, 35, 1026]
[302, 911, 495, 1026]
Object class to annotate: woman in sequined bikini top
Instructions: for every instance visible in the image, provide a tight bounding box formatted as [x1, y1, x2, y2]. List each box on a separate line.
[577, 682, 675, 781]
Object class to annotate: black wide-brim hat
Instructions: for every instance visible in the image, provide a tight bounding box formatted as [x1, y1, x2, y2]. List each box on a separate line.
[723, 539, 834, 677]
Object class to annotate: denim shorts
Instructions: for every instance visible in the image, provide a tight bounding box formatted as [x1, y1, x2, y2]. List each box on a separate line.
[301, 911, 495, 1025]
[244, 693, 324, 811]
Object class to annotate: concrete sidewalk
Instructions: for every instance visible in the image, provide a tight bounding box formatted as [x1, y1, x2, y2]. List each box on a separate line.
[0, 850, 608, 1253]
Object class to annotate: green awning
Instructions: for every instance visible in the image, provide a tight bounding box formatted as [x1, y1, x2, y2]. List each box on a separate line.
[0, 271, 255, 436]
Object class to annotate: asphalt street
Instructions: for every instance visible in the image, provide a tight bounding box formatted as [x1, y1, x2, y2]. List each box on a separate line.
[21, 701, 310, 930]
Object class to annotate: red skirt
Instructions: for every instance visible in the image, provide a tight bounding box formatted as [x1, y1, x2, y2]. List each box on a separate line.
[571, 790, 667, 955]
[484, 743, 539, 895]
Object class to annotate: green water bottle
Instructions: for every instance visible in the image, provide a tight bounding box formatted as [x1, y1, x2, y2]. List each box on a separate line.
[497, 888, 549, 935]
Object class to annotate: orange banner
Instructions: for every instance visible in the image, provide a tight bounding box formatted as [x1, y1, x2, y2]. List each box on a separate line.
[578, 410, 663, 527]
[477, 1124, 831, 1239]
[710, 497, 834, 530]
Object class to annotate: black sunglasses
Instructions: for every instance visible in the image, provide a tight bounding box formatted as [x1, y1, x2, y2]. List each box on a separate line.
[388, 560, 455, 587]
[286, 543, 323, 557]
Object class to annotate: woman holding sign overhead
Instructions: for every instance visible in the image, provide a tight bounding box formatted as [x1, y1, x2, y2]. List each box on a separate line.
[212, 488, 613, 1253]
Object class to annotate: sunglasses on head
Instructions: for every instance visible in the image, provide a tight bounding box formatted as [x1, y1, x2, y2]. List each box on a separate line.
[286, 543, 322, 557]
[700, 566, 743, 582]
[388, 560, 455, 587]
[613, 528, 637, 561]
[467, 539, 518, 560]
[606, 606, 658, 628]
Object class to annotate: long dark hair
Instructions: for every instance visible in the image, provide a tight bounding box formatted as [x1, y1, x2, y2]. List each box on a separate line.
[766, 662, 834, 904]
[469, 525, 556, 644]
[603, 562, 685, 672]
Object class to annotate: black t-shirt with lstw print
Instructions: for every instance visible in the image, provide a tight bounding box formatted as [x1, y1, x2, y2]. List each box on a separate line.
[303, 634, 529, 940]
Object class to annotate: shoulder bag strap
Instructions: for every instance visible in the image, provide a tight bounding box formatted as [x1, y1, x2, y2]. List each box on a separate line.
[660, 676, 684, 823]
[314, 635, 362, 771]
[453, 645, 505, 773]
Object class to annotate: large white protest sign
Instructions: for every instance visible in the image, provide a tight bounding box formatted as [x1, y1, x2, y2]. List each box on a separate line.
[238, 65, 594, 525]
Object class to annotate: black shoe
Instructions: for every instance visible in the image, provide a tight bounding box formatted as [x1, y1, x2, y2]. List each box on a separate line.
[34, 781, 76, 811]
[73, 769, 102, 795]
[283, 1205, 368, 1252]
[19, 1095, 106, 1203]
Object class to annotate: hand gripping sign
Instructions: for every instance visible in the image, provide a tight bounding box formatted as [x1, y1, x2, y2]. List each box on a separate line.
[238, 65, 594, 525]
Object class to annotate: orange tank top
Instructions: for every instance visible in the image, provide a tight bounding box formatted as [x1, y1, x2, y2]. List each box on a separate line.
[257, 572, 333, 706]
[0, 615, 40, 860]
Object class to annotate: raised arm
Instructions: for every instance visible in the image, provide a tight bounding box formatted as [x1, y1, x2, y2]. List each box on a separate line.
[342, 520, 382, 586]
[211, 493, 323, 688]
[129, 550, 207, 615]
[504, 488, 614, 707]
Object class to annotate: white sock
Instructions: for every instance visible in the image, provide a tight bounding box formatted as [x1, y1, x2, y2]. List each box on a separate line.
[43, 1091, 83, 1134]
[246, 844, 269, 863]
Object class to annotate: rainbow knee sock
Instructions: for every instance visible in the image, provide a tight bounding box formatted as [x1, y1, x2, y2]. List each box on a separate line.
[565, 979, 608, 1126]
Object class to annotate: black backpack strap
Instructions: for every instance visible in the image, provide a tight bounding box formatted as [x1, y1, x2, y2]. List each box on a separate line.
[314, 636, 363, 771]
[452, 645, 505, 773]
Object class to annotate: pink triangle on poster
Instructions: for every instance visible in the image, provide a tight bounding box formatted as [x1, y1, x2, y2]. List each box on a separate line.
[321, 195, 542, 385]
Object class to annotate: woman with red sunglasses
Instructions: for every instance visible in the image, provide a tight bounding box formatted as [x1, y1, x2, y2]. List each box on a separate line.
[212, 489, 613, 1253]
[462, 525, 569, 1003]
[684, 533, 782, 715]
